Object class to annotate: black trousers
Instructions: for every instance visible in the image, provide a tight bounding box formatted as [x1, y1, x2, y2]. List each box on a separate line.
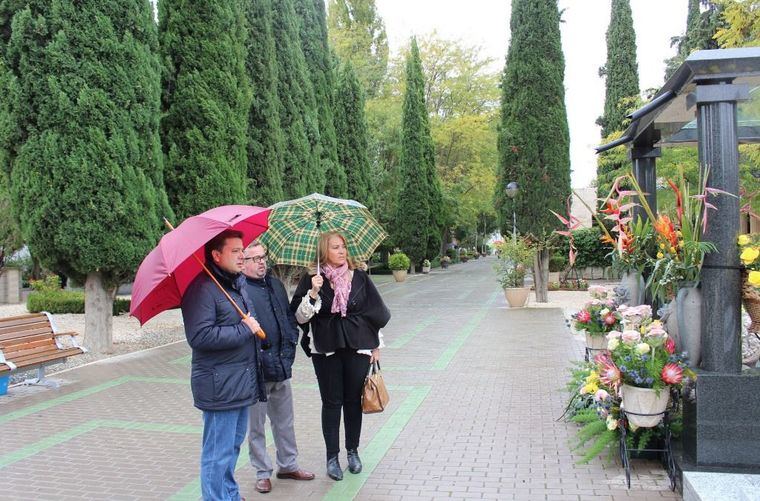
[311, 348, 371, 457]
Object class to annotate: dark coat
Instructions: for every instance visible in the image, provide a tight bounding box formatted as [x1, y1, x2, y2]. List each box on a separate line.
[291, 269, 390, 354]
[244, 274, 299, 382]
[181, 264, 267, 411]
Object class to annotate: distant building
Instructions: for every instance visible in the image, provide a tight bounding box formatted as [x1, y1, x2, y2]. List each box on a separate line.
[571, 187, 596, 229]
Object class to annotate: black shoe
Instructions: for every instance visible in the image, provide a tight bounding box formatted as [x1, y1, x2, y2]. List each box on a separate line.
[326, 455, 343, 481]
[346, 449, 362, 474]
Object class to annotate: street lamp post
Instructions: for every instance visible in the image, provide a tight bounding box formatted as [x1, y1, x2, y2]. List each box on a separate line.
[505, 182, 518, 244]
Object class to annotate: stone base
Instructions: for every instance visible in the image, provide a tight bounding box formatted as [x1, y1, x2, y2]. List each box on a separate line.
[682, 370, 760, 468]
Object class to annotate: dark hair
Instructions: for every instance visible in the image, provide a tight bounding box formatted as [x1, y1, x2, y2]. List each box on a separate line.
[205, 230, 244, 263]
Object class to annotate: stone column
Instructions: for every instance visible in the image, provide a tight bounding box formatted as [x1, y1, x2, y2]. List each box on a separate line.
[694, 81, 748, 374]
[630, 127, 660, 222]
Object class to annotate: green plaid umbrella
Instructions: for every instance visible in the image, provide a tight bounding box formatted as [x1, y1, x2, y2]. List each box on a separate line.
[260, 193, 387, 268]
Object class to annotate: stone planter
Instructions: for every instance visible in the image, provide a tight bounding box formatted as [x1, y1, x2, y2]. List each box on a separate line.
[391, 270, 407, 282]
[503, 287, 530, 308]
[621, 384, 670, 428]
[421, 265, 431, 274]
[661, 300, 680, 353]
[441, 261, 449, 269]
[676, 284, 702, 368]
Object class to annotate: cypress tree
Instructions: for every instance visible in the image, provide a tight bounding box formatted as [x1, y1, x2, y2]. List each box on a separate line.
[597, 0, 639, 137]
[295, 0, 345, 197]
[334, 62, 373, 208]
[496, 0, 571, 302]
[396, 39, 442, 268]
[244, 0, 285, 206]
[664, 1, 723, 80]
[271, 0, 321, 198]
[159, 0, 250, 221]
[3, 0, 168, 351]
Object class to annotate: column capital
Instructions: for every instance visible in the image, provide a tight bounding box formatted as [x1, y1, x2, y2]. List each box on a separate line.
[688, 83, 749, 107]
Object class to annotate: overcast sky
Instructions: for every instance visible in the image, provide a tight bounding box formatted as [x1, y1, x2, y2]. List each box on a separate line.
[374, 0, 689, 188]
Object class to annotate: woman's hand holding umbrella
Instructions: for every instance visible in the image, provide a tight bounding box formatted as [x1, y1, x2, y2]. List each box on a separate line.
[310, 275, 323, 299]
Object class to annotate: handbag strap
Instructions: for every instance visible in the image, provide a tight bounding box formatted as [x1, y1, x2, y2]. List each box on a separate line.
[366, 360, 381, 378]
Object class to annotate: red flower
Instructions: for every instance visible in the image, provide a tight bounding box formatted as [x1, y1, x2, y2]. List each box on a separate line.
[604, 313, 617, 326]
[661, 363, 683, 385]
[576, 310, 591, 323]
[664, 337, 676, 354]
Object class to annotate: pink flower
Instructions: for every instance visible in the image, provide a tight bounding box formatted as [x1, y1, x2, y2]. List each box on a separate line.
[604, 313, 617, 326]
[664, 337, 676, 354]
[661, 363, 683, 385]
[594, 389, 610, 402]
[596, 355, 622, 389]
[621, 330, 641, 345]
[606, 330, 622, 340]
[576, 310, 591, 323]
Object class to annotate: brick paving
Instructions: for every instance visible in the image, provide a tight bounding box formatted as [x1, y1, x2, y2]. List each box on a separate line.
[0, 257, 679, 500]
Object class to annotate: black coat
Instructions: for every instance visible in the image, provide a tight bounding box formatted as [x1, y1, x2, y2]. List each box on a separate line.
[181, 265, 267, 411]
[291, 269, 390, 354]
[245, 275, 299, 382]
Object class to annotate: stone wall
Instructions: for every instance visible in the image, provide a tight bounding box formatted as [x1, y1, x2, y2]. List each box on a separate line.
[0, 267, 21, 304]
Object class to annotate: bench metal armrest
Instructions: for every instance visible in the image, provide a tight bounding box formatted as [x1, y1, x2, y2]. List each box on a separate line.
[0, 348, 17, 371]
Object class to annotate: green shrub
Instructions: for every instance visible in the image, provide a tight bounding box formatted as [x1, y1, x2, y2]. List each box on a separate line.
[388, 252, 411, 271]
[549, 254, 567, 272]
[27, 291, 130, 315]
[30, 275, 62, 293]
[557, 227, 610, 269]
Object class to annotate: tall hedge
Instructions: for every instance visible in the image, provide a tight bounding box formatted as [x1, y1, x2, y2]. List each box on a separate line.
[1, 0, 168, 351]
[159, 0, 250, 221]
[335, 62, 373, 208]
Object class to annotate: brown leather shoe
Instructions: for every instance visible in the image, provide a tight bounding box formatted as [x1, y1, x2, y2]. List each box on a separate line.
[254, 478, 272, 493]
[276, 468, 316, 481]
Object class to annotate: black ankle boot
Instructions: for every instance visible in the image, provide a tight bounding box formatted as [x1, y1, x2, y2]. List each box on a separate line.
[326, 455, 343, 481]
[346, 449, 362, 474]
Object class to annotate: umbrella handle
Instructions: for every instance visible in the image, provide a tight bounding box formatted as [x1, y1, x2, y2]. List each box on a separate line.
[163, 217, 267, 341]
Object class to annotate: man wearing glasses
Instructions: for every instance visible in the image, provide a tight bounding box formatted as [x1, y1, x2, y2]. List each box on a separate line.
[243, 241, 315, 493]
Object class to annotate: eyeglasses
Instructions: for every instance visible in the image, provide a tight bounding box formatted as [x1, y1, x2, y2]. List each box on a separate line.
[244, 254, 268, 264]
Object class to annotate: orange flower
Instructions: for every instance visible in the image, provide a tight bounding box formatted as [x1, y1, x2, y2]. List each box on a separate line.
[654, 215, 678, 248]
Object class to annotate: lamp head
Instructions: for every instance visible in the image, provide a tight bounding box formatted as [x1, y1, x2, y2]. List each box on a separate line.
[505, 181, 518, 199]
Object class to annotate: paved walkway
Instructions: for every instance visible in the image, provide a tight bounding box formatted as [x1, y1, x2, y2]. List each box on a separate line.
[0, 257, 678, 500]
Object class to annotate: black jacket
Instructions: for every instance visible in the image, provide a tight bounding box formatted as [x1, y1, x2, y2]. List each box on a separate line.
[245, 274, 299, 382]
[291, 269, 390, 354]
[181, 264, 267, 411]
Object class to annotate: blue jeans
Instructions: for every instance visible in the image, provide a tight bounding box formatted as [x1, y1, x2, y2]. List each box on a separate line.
[201, 407, 249, 501]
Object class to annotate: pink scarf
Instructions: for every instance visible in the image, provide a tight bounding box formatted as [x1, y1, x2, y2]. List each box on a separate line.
[322, 263, 351, 317]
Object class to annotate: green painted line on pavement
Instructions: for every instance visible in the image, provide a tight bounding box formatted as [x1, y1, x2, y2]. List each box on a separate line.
[388, 316, 436, 349]
[323, 386, 431, 501]
[432, 290, 498, 370]
[0, 419, 203, 470]
[0, 376, 131, 425]
[171, 354, 192, 365]
[0, 376, 187, 425]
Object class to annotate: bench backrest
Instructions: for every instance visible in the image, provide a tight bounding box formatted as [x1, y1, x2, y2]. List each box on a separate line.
[0, 313, 58, 350]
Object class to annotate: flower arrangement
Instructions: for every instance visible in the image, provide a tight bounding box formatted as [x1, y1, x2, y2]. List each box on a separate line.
[646, 174, 726, 302]
[599, 305, 691, 391]
[493, 238, 535, 288]
[571, 287, 621, 338]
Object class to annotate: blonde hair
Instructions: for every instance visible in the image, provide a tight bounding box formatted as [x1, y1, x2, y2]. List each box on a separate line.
[316, 231, 356, 270]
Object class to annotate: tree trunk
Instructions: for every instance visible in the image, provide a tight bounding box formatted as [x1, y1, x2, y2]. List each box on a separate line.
[533, 249, 550, 303]
[85, 271, 115, 353]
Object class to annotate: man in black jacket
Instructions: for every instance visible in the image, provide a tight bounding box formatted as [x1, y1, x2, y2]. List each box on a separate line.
[181, 230, 266, 501]
[243, 241, 315, 493]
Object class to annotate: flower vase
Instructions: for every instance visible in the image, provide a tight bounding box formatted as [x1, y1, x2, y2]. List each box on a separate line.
[620, 271, 645, 306]
[621, 384, 670, 428]
[676, 284, 702, 368]
[585, 332, 607, 351]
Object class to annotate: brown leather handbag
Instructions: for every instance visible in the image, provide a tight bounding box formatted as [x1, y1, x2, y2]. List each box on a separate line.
[361, 361, 389, 414]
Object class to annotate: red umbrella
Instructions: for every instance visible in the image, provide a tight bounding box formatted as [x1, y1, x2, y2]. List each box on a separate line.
[130, 205, 271, 333]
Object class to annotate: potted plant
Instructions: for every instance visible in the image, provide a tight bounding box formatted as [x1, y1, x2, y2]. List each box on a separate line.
[421, 259, 431, 274]
[460, 249, 469, 262]
[598, 305, 693, 428]
[388, 252, 410, 282]
[494, 239, 535, 307]
[571, 286, 620, 353]
[440, 255, 451, 269]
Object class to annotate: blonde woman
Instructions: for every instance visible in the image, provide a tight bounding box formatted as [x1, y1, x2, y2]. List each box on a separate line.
[290, 232, 390, 481]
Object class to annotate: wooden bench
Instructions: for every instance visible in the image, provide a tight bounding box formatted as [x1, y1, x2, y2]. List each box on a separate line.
[0, 312, 87, 388]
